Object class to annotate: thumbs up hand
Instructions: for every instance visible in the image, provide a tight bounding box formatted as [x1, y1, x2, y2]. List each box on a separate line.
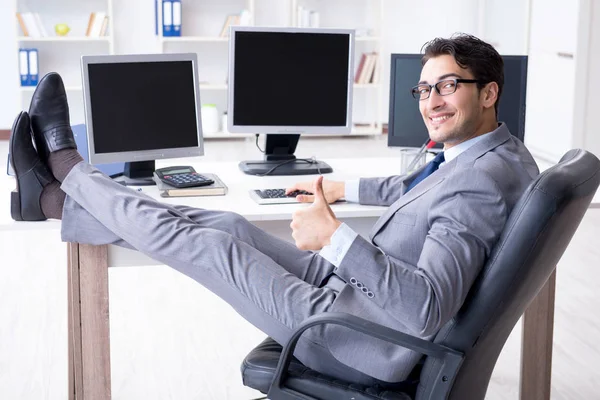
[286, 179, 345, 204]
[291, 176, 342, 251]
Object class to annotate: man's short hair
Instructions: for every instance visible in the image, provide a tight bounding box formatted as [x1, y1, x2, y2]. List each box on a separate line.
[421, 33, 504, 116]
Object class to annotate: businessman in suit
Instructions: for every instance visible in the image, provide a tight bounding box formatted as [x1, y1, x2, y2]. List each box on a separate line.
[9, 33, 538, 384]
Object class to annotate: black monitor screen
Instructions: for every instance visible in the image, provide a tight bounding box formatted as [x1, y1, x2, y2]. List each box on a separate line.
[232, 31, 350, 127]
[387, 54, 528, 148]
[88, 61, 199, 154]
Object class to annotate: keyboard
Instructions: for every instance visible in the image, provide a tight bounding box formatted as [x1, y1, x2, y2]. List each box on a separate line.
[249, 188, 312, 204]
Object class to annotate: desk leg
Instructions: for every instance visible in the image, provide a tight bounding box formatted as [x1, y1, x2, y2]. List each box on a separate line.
[520, 269, 556, 400]
[68, 243, 83, 399]
[67, 243, 112, 399]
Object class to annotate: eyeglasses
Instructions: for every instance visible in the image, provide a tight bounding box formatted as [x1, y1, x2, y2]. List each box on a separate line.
[411, 78, 485, 101]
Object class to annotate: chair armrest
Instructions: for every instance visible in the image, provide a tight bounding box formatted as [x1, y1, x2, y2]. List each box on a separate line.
[268, 312, 463, 400]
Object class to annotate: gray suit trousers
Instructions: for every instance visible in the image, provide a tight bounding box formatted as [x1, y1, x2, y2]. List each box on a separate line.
[60, 162, 378, 385]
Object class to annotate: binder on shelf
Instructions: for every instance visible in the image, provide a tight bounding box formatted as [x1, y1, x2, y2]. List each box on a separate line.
[239, 9, 252, 26]
[28, 49, 39, 86]
[219, 15, 240, 37]
[16, 13, 29, 36]
[172, 0, 181, 36]
[18, 48, 38, 87]
[33, 13, 48, 37]
[354, 53, 367, 83]
[20, 12, 41, 37]
[87, 12, 106, 37]
[162, 0, 173, 37]
[355, 52, 378, 84]
[18, 49, 28, 86]
[99, 16, 109, 36]
[85, 12, 95, 36]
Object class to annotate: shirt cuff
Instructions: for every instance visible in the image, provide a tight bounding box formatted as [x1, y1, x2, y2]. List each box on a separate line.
[344, 179, 360, 203]
[318, 223, 359, 268]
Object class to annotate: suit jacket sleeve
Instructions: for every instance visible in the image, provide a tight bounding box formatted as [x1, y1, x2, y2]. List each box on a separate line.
[334, 169, 508, 336]
[359, 175, 408, 206]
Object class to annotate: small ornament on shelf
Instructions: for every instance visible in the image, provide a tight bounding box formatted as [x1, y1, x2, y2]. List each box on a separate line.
[54, 23, 70, 37]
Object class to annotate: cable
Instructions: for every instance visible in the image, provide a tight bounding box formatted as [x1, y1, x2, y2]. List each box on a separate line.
[256, 157, 321, 177]
[255, 134, 265, 153]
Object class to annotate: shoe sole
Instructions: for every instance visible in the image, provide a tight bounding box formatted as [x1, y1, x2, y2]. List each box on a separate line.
[9, 112, 47, 221]
[9, 113, 24, 221]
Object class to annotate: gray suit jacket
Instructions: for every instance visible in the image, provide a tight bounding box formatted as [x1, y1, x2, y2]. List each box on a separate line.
[324, 123, 539, 382]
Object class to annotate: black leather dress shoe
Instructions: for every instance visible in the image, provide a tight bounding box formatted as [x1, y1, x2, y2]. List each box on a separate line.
[9, 111, 55, 221]
[29, 72, 76, 163]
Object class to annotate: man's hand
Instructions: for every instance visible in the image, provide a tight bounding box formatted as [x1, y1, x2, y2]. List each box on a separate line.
[291, 176, 342, 251]
[286, 178, 345, 204]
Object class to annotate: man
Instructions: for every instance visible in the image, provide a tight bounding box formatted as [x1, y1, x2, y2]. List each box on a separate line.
[8, 33, 538, 384]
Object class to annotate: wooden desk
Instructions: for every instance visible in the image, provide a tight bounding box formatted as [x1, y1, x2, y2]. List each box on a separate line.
[1, 156, 586, 399]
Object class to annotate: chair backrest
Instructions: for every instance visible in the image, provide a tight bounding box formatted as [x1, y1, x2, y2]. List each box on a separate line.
[416, 149, 600, 400]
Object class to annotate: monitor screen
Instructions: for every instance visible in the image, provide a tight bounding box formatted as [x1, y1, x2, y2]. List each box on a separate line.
[387, 54, 528, 148]
[81, 53, 203, 165]
[228, 27, 354, 134]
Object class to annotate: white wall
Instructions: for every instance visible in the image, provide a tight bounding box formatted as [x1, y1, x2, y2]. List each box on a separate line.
[582, 1, 600, 156]
[480, 0, 530, 55]
[380, 0, 480, 123]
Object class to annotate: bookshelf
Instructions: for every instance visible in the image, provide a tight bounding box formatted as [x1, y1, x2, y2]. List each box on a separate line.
[291, 0, 385, 136]
[15, 0, 114, 125]
[13, 0, 385, 139]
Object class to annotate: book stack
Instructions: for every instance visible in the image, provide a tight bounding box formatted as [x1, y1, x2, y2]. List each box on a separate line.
[354, 52, 380, 84]
[18, 48, 38, 87]
[219, 9, 252, 37]
[85, 12, 109, 37]
[156, 0, 182, 37]
[153, 172, 228, 197]
[16, 12, 48, 37]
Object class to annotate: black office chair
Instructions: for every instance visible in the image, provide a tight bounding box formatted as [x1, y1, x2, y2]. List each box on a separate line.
[240, 149, 600, 400]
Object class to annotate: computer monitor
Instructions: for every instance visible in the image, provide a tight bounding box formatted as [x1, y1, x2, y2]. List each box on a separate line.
[81, 53, 203, 185]
[227, 26, 354, 175]
[387, 54, 528, 148]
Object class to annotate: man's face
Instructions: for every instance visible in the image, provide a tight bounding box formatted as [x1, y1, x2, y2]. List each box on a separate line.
[418, 55, 483, 146]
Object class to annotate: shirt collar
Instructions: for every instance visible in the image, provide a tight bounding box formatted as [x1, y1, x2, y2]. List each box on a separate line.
[439, 127, 497, 167]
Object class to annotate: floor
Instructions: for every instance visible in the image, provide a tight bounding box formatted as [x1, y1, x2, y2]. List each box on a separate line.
[1, 136, 599, 399]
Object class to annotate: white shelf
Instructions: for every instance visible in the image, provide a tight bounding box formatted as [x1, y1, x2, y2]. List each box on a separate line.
[161, 36, 229, 43]
[17, 36, 111, 42]
[351, 126, 383, 135]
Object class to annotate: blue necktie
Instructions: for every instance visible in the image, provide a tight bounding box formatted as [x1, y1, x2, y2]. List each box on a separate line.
[405, 152, 445, 193]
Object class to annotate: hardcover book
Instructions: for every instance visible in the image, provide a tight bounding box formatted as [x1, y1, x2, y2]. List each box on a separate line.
[153, 172, 228, 197]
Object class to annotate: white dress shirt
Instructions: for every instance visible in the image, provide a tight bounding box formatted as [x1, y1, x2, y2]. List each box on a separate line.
[319, 130, 495, 267]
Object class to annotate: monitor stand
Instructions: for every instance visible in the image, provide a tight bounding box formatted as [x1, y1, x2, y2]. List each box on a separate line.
[114, 160, 157, 186]
[239, 134, 333, 176]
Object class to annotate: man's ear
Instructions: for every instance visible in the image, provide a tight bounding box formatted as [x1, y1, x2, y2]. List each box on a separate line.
[481, 82, 499, 110]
